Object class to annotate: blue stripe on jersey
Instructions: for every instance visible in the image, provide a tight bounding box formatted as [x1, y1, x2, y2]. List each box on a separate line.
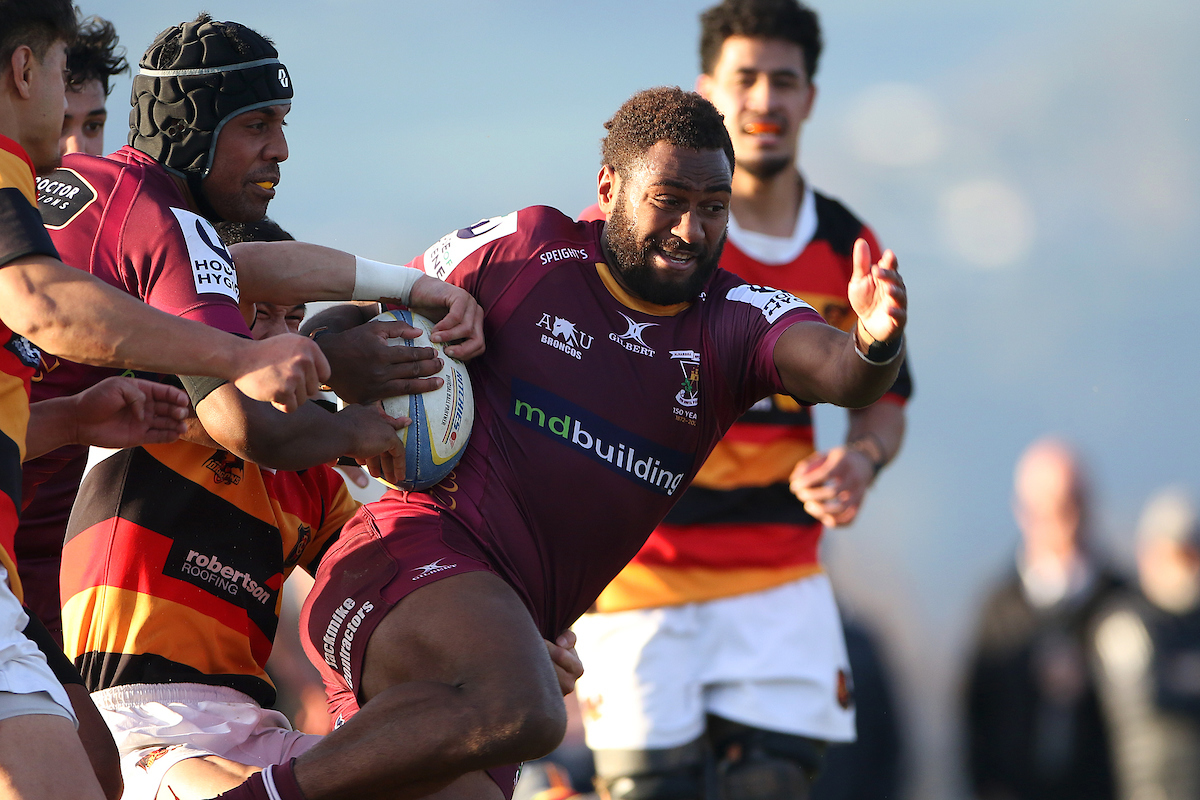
[509, 378, 691, 497]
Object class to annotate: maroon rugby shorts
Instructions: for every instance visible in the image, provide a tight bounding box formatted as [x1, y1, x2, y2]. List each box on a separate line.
[299, 500, 520, 798]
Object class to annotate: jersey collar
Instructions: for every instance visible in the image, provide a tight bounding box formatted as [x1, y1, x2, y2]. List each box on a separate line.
[594, 262, 691, 318]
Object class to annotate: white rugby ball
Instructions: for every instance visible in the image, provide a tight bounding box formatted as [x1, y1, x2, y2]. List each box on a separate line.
[372, 309, 474, 490]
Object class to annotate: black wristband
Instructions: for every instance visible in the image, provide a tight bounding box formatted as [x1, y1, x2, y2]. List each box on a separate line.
[854, 324, 903, 366]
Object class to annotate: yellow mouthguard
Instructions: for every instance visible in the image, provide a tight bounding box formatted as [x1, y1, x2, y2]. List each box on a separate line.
[255, 181, 275, 189]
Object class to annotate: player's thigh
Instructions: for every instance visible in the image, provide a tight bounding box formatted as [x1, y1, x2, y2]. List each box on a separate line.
[573, 606, 707, 750]
[155, 755, 258, 800]
[0, 712, 106, 800]
[360, 571, 559, 708]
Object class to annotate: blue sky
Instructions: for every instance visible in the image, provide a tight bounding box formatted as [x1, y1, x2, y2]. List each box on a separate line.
[87, 1, 1199, 795]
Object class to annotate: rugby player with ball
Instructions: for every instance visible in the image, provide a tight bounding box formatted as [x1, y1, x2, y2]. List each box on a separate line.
[216, 87, 907, 800]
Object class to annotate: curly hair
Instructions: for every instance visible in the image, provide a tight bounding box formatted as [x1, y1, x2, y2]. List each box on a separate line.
[0, 0, 76, 74]
[699, 0, 822, 81]
[67, 16, 128, 96]
[214, 217, 294, 245]
[601, 87, 734, 177]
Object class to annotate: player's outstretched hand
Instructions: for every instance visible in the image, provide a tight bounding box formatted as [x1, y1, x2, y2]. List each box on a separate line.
[407, 276, 485, 361]
[847, 238, 906, 346]
[71, 377, 189, 449]
[788, 446, 876, 528]
[320, 320, 443, 403]
[545, 630, 584, 696]
[231, 333, 331, 413]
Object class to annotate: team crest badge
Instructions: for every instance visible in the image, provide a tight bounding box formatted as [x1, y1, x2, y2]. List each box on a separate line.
[203, 452, 244, 485]
[671, 350, 700, 408]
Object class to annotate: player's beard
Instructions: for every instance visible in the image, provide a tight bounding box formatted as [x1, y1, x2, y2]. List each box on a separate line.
[603, 194, 725, 306]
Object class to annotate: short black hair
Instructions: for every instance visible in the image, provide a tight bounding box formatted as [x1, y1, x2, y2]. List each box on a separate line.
[0, 0, 76, 75]
[699, 0, 822, 81]
[67, 16, 128, 96]
[214, 217, 294, 245]
[601, 87, 735, 177]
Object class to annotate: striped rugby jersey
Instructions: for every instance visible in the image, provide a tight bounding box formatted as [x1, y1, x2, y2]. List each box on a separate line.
[593, 190, 913, 612]
[61, 442, 358, 706]
[0, 134, 61, 600]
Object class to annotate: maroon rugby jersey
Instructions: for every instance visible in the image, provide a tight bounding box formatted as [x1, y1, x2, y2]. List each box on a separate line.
[385, 206, 824, 636]
[34, 146, 249, 407]
[18, 147, 251, 623]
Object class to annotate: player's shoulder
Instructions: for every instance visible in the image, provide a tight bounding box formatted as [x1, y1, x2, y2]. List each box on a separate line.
[44, 148, 182, 232]
[705, 267, 819, 325]
[811, 189, 874, 257]
[424, 205, 596, 280]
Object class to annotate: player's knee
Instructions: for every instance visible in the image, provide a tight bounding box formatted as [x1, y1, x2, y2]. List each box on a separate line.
[709, 718, 824, 800]
[592, 741, 706, 800]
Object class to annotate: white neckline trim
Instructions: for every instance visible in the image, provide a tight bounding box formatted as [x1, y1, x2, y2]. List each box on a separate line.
[727, 182, 817, 266]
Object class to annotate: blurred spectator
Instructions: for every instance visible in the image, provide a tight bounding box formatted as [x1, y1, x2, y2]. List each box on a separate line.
[965, 438, 1122, 800]
[61, 15, 128, 155]
[1093, 488, 1200, 800]
[810, 616, 904, 800]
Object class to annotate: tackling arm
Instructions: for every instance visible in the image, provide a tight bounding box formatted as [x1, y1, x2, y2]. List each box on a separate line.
[229, 241, 484, 360]
[0, 255, 328, 412]
[192, 386, 406, 474]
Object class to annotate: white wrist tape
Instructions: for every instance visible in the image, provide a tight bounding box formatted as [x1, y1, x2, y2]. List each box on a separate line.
[351, 256, 425, 304]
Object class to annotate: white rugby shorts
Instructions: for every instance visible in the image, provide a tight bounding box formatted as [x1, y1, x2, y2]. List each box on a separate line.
[0, 563, 75, 725]
[92, 682, 321, 800]
[572, 573, 855, 750]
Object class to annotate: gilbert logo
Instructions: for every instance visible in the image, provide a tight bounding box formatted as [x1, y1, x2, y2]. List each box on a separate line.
[412, 559, 457, 580]
[609, 312, 658, 357]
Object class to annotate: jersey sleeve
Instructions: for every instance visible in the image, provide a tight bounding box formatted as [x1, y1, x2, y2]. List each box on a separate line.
[0, 147, 58, 268]
[710, 278, 826, 413]
[128, 198, 251, 337]
[410, 208, 565, 310]
[297, 466, 360, 574]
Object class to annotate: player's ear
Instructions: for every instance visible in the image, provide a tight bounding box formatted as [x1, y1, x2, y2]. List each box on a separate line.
[8, 46, 35, 100]
[695, 72, 713, 99]
[597, 166, 619, 214]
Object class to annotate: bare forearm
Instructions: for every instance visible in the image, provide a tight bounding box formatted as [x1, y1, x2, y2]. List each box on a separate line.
[0, 257, 253, 379]
[230, 241, 356, 305]
[846, 399, 906, 467]
[775, 322, 903, 408]
[198, 392, 356, 470]
[24, 397, 82, 461]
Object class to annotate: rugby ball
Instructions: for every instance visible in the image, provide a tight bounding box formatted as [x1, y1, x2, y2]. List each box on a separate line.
[372, 309, 474, 490]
